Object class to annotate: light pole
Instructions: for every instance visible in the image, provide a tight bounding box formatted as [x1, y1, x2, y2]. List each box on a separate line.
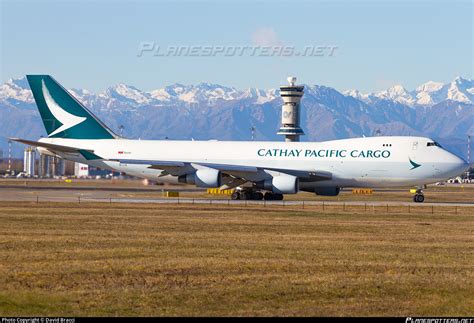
[7, 139, 12, 173]
[468, 135, 471, 180]
[250, 126, 256, 141]
[468, 135, 471, 165]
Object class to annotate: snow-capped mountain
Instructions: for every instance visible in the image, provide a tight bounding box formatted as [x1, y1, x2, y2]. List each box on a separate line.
[344, 76, 474, 106]
[102, 83, 153, 105]
[373, 85, 416, 106]
[3, 75, 472, 109]
[342, 89, 368, 102]
[0, 78, 34, 105]
[414, 81, 445, 105]
[151, 83, 278, 106]
[446, 77, 474, 104]
[64, 82, 277, 107]
[0, 76, 472, 159]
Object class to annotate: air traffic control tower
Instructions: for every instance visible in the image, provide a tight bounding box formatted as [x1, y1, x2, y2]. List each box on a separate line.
[277, 76, 305, 142]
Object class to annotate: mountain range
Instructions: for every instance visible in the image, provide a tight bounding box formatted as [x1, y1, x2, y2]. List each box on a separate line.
[0, 76, 472, 159]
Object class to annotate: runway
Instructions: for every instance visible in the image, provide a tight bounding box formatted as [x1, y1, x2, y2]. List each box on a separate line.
[0, 186, 473, 208]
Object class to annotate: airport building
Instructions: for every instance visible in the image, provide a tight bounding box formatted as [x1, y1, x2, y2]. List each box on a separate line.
[23, 146, 36, 176]
[38, 154, 67, 177]
[38, 154, 50, 177]
[75, 163, 90, 178]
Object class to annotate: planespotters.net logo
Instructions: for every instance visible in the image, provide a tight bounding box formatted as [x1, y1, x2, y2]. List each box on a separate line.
[406, 318, 474, 323]
[137, 43, 338, 57]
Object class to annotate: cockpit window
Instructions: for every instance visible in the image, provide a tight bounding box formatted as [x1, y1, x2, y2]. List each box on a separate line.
[427, 141, 442, 148]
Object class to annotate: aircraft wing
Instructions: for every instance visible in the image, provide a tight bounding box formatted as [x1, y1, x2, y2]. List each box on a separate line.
[112, 158, 332, 187]
[114, 159, 257, 173]
[10, 138, 102, 160]
[11, 140, 332, 186]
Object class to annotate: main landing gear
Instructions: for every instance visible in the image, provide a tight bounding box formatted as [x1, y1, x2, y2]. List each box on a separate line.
[413, 189, 425, 203]
[231, 188, 283, 200]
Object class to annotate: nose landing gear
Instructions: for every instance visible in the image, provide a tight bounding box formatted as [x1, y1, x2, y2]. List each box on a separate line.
[413, 189, 425, 203]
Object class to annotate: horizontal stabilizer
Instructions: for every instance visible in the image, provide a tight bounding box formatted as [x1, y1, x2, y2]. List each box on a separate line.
[10, 138, 102, 160]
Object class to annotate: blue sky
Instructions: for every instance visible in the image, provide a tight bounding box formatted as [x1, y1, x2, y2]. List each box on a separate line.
[1, 0, 472, 92]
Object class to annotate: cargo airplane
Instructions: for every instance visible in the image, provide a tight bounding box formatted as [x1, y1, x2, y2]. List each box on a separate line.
[11, 75, 469, 202]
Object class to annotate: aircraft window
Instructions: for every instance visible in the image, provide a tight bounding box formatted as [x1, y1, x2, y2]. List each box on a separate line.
[427, 142, 442, 148]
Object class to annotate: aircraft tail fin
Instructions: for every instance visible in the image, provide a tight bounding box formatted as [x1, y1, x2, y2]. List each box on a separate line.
[26, 75, 117, 139]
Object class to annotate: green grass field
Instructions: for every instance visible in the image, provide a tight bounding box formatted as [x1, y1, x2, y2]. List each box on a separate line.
[0, 202, 472, 316]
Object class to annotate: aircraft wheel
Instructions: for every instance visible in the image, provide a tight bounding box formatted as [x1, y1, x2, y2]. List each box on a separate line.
[253, 192, 264, 200]
[231, 192, 240, 200]
[414, 194, 425, 203]
[240, 192, 251, 200]
[264, 192, 274, 200]
[264, 193, 284, 200]
[274, 193, 284, 201]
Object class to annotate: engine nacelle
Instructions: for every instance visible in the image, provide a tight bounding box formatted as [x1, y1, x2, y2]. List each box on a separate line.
[178, 168, 221, 188]
[314, 187, 340, 196]
[258, 175, 299, 194]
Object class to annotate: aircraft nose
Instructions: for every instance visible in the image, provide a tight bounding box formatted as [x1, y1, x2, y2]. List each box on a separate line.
[450, 154, 469, 174]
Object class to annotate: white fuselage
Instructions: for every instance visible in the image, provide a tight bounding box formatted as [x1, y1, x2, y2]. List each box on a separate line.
[39, 135, 468, 190]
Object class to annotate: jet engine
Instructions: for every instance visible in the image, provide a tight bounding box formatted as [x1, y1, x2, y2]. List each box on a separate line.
[179, 168, 221, 188]
[314, 187, 340, 196]
[257, 175, 299, 194]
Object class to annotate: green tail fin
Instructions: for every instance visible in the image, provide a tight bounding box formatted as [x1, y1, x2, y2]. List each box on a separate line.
[26, 75, 117, 139]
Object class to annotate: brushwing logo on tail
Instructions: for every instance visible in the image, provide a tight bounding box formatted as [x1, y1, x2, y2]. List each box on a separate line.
[41, 80, 86, 136]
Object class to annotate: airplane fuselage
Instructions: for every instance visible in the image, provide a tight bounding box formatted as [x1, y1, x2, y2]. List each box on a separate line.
[39, 135, 468, 190]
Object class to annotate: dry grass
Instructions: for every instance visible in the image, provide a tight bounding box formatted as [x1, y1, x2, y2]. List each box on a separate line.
[0, 178, 154, 188]
[0, 202, 472, 316]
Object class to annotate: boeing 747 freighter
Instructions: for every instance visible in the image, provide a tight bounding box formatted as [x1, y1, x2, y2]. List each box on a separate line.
[11, 75, 469, 202]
